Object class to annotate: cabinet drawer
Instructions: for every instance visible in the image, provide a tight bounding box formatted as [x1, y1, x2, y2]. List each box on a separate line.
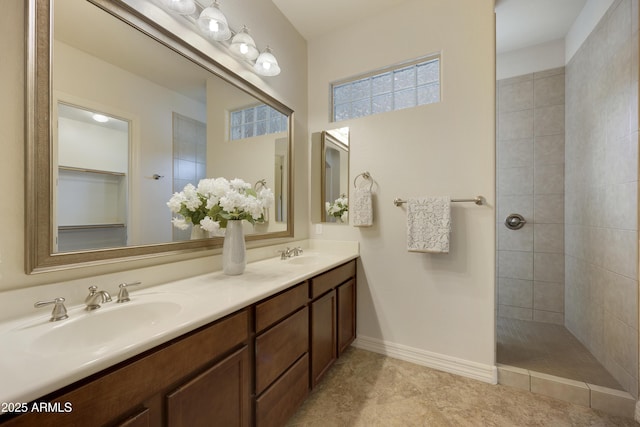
[255, 307, 308, 395]
[310, 260, 356, 298]
[255, 354, 309, 427]
[255, 282, 308, 333]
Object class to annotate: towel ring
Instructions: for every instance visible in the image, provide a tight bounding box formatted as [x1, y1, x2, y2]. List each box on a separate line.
[354, 171, 373, 191]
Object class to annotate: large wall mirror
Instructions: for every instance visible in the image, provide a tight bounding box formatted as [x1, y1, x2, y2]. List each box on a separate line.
[321, 128, 349, 223]
[26, 0, 293, 272]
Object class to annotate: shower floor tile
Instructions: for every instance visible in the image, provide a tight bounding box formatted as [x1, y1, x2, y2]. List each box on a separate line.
[497, 316, 623, 391]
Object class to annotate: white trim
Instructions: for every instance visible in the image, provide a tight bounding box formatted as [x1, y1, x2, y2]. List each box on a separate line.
[353, 335, 498, 385]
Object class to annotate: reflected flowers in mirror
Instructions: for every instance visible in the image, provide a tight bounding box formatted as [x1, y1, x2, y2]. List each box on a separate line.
[168, 177, 274, 235]
[326, 195, 349, 223]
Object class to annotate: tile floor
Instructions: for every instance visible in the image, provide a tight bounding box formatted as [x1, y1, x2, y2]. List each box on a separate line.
[287, 348, 637, 426]
[496, 317, 623, 390]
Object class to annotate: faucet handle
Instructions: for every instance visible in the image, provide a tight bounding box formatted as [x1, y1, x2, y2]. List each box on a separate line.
[117, 281, 141, 303]
[292, 247, 303, 256]
[276, 248, 291, 260]
[34, 297, 68, 322]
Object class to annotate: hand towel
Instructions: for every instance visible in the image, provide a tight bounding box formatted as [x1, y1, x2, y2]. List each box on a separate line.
[352, 187, 373, 227]
[407, 196, 451, 253]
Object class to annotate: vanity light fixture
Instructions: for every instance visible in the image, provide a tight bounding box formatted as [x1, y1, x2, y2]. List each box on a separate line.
[92, 113, 109, 123]
[229, 25, 259, 61]
[162, 0, 196, 15]
[161, 0, 282, 77]
[197, 0, 231, 41]
[254, 46, 281, 76]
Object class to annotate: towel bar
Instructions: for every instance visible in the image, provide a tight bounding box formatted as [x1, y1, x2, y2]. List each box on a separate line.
[393, 196, 484, 207]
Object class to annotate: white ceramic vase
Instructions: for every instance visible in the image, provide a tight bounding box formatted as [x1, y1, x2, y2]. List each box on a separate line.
[222, 220, 246, 275]
[190, 224, 208, 240]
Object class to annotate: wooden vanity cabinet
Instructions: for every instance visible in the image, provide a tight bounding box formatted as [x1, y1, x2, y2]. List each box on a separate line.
[1, 309, 251, 427]
[1, 259, 357, 427]
[309, 260, 356, 387]
[254, 282, 310, 427]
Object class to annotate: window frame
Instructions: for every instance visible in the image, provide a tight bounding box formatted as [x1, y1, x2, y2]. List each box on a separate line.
[329, 53, 441, 123]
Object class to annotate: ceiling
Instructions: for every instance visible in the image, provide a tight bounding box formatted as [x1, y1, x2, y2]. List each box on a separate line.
[272, 0, 588, 54]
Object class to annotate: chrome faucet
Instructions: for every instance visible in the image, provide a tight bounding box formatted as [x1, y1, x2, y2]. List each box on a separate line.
[277, 246, 304, 260]
[34, 297, 68, 322]
[85, 286, 112, 311]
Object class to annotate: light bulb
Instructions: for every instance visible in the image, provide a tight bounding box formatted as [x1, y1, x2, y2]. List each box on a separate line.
[92, 114, 109, 123]
[209, 20, 220, 32]
[263, 62, 271, 70]
[240, 43, 248, 54]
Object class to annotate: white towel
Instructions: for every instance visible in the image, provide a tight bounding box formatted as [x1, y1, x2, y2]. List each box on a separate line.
[407, 196, 451, 253]
[352, 187, 373, 227]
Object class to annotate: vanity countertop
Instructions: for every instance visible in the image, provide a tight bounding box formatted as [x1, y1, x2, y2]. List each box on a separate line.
[0, 241, 358, 406]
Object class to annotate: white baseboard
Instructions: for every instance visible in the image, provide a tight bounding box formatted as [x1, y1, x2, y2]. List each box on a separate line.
[352, 335, 498, 385]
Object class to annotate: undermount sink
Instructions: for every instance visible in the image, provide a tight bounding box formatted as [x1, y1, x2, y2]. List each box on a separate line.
[29, 300, 183, 354]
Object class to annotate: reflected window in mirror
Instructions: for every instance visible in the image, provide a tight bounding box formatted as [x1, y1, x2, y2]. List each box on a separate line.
[230, 104, 288, 141]
[321, 128, 350, 223]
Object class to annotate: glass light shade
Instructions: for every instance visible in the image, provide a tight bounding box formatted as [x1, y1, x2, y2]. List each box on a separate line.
[197, 1, 231, 41]
[229, 26, 259, 60]
[254, 47, 281, 76]
[162, 0, 196, 15]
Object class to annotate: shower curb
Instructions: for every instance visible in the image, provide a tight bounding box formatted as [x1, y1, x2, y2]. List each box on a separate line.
[497, 364, 636, 419]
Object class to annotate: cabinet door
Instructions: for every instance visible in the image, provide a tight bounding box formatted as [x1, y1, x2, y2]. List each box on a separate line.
[310, 290, 337, 387]
[116, 407, 150, 427]
[167, 346, 250, 427]
[337, 279, 356, 355]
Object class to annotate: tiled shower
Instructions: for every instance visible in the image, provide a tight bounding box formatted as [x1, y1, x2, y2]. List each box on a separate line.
[496, 0, 639, 398]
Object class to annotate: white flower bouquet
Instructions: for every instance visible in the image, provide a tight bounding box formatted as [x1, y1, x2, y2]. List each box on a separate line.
[326, 195, 348, 222]
[167, 177, 274, 235]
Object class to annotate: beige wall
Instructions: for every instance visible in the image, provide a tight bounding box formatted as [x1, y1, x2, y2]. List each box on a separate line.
[308, 0, 497, 375]
[0, 0, 307, 293]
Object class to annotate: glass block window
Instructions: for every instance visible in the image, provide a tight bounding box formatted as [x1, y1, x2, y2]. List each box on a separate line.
[331, 55, 440, 122]
[230, 104, 288, 141]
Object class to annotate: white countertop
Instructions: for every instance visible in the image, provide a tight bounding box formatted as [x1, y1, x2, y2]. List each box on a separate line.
[0, 241, 358, 406]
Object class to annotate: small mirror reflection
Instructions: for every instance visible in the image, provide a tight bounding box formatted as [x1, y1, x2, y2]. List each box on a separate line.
[321, 128, 349, 223]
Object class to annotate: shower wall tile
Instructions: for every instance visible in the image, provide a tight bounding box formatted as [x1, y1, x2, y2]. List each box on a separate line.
[533, 194, 564, 224]
[497, 138, 533, 168]
[498, 225, 533, 251]
[534, 74, 565, 108]
[497, 67, 565, 325]
[533, 310, 564, 325]
[534, 163, 564, 195]
[499, 110, 534, 139]
[534, 281, 564, 312]
[498, 277, 533, 308]
[498, 250, 533, 281]
[534, 105, 565, 136]
[603, 270, 639, 328]
[565, 0, 639, 398]
[607, 133, 638, 184]
[534, 134, 565, 166]
[498, 195, 534, 222]
[534, 253, 564, 283]
[499, 80, 533, 112]
[533, 67, 565, 79]
[533, 224, 564, 253]
[498, 304, 533, 321]
[499, 73, 533, 87]
[498, 167, 533, 196]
